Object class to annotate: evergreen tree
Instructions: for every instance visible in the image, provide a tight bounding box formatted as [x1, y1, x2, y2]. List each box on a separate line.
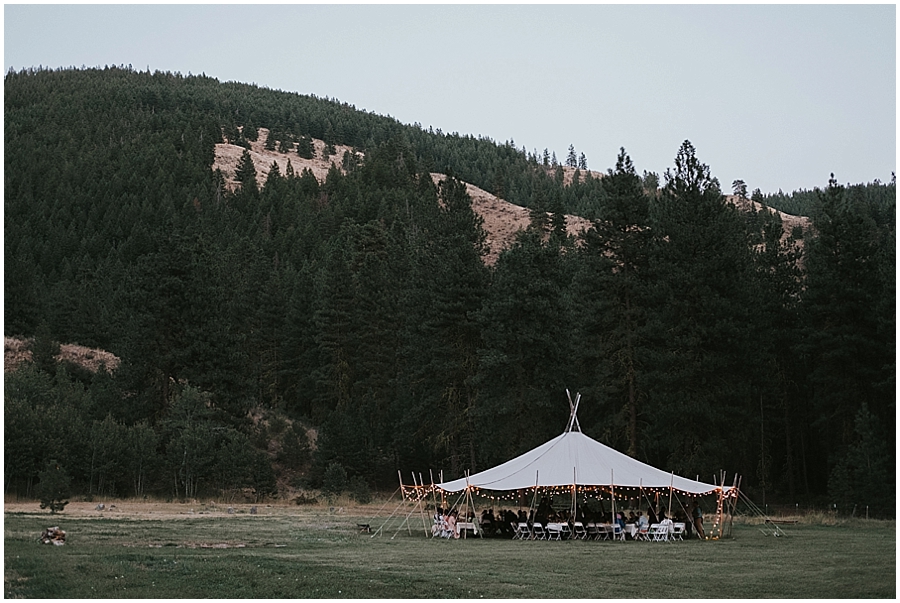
[571, 148, 652, 456]
[566, 144, 578, 168]
[37, 459, 71, 513]
[296, 135, 315, 159]
[234, 148, 259, 197]
[402, 176, 488, 476]
[475, 227, 575, 466]
[798, 174, 894, 495]
[642, 140, 756, 476]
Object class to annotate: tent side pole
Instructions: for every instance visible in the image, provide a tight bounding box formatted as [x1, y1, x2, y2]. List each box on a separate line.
[529, 471, 540, 537]
[429, 469, 439, 512]
[419, 473, 430, 536]
[668, 472, 674, 517]
[610, 469, 616, 523]
[726, 474, 741, 538]
[572, 467, 577, 525]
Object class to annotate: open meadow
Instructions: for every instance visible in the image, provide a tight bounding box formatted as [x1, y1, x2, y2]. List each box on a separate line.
[4, 499, 895, 599]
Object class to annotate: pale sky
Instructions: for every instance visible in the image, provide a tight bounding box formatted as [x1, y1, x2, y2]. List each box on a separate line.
[4, 3, 896, 195]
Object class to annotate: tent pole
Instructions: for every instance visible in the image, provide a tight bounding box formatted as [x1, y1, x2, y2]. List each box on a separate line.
[394, 486, 426, 540]
[464, 471, 482, 539]
[610, 469, 616, 525]
[428, 470, 439, 538]
[572, 467, 577, 526]
[668, 472, 674, 517]
[726, 474, 741, 538]
[419, 473, 430, 536]
[529, 471, 540, 536]
[429, 469, 439, 519]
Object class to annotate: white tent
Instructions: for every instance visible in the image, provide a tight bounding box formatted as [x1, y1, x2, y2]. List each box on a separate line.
[436, 390, 731, 495]
[437, 426, 730, 496]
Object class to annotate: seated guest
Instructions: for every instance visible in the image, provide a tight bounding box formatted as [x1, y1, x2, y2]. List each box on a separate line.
[627, 511, 637, 524]
[502, 509, 518, 537]
[637, 511, 648, 529]
[446, 510, 459, 539]
[432, 507, 444, 537]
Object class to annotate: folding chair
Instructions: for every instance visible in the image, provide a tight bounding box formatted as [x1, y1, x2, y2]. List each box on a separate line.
[596, 524, 613, 541]
[558, 523, 572, 540]
[672, 522, 685, 541]
[573, 522, 588, 540]
[652, 523, 670, 542]
[636, 524, 650, 541]
[531, 522, 547, 540]
[586, 523, 599, 540]
[612, 524, 626, 541]
[546, 523, 562, 541]
[514, 522, 531, 540]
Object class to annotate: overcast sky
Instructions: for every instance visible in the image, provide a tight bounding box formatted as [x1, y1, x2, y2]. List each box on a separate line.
[4, 3, 896, 194]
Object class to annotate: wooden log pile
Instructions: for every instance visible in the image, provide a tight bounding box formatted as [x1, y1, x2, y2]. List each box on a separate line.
[40, 526, 66, 546]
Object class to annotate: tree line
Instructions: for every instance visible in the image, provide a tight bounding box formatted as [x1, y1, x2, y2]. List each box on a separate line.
[4, 67, 894, 515]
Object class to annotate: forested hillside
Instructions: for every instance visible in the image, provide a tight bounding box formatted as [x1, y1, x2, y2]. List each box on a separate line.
[5, 67, 894, 515]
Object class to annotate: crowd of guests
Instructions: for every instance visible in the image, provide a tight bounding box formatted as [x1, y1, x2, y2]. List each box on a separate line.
[432, 496, 706, 540]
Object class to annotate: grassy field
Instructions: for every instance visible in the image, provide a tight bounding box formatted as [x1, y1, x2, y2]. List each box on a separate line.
[4, 499, 895, 598]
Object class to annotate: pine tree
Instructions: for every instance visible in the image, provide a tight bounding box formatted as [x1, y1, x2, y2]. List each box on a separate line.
[571, 148, 652, 456]
[296, 135, 315, 159]
[566, 144, 578, 168]
[264, 128, 277, 151]
[234, 149, 259, 197]
[798, 174, 893, 494]
[642, 140, 756, 476]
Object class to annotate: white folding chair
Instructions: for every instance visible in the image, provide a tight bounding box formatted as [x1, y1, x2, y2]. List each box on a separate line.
[636, 524, 650, 541]
[546, 523, 562, 540]
[573, 522, 588, 540]
[653, 523, 670, 542]
[531, 522, 547, 540]
[586, 523, 599, 540]
[597, 524, 613, 541]
[558, 523, 572, 540]
[672, 522, 685, 541]
[612, 524, 626, 541]
[514, 522, 531, 540]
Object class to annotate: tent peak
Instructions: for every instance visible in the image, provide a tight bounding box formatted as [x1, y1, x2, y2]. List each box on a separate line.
[565, 389, 582, 433]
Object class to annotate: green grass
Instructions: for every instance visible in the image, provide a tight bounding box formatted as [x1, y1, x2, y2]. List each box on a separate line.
[4, 507, 895, 598]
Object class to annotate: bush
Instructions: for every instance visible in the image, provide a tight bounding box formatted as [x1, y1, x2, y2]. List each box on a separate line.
[348, 475, 372, 504]
[37, 460, 71, 513]
[279, 424, 310, 467]
[293, 492, 318, 505]
[321, 462, 348, 501]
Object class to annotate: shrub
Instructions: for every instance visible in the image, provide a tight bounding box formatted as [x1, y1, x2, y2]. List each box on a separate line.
[321, 462, 348, 501]
[37, 460, 71, 513]
[348, 475, 372, 504]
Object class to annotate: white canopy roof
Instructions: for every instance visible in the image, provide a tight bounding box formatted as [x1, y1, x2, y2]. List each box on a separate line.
[437, 430, 729, 495]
